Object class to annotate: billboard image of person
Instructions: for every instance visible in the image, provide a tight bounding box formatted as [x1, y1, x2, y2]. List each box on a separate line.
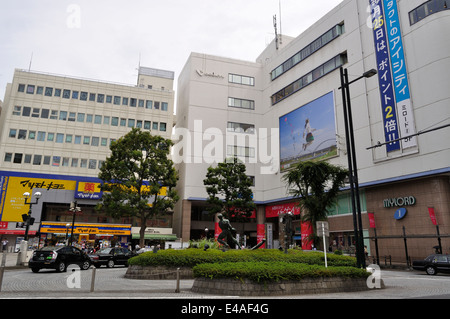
[279, 91, 337, 171]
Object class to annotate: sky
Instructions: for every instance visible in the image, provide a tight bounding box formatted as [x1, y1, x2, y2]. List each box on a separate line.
[0, 0, 343, 102]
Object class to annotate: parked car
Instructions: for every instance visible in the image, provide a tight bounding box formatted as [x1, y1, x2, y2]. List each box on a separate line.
[412, 254, 450, 275]
[88, 247, 136, 268]
[29, 246, 91, 273]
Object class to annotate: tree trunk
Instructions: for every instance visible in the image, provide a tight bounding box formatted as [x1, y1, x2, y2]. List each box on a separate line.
[139, 216, 146, 248]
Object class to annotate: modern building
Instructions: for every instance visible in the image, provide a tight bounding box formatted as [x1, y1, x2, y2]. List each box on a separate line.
[173, 0, 450, 262]
[0, 66, 176, 251]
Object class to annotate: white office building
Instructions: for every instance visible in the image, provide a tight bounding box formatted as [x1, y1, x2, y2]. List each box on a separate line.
[0, 67, 176, 249]
[174, 0, 450, 261]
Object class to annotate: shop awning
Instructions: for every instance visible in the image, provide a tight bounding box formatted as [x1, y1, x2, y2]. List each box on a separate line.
[0, 230, 37, 235]
[131, 233, 177, 240]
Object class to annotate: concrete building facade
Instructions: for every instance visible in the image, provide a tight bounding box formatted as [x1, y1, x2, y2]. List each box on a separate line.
[173, 0, 450, 261]
[0, 67, 176, 250]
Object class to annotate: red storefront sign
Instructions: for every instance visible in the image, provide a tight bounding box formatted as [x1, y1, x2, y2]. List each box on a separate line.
[265, 202, 300, 218]
[0, 229, 37, 235]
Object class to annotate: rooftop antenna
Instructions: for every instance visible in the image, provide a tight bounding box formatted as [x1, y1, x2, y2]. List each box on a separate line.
[279, 0, 282, 45]
[273, 15, 279, 50]
[28, 52, 33, 71]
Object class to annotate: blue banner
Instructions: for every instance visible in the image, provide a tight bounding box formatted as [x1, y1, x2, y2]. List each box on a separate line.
[383, 0, 417, 148]
[370, 0, 401, 152]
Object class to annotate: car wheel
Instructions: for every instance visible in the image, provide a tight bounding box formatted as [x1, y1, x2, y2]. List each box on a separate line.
[426, 266, 437, 275]
[81, 260, 91, 270]
[31, 267, 40, 273]
[56, 261, 67, 273]
[107, 259, 115, 268]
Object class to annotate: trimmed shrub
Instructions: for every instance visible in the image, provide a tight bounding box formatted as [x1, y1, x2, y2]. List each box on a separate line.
[128, 248, 356, 268]
[192, 261, 370, 283]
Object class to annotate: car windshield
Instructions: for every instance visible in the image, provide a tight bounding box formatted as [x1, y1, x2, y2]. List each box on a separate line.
[39, 246, 60, 251]
[99, 248, 113, 254]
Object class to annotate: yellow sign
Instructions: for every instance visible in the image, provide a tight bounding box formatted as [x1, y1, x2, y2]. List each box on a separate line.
[1, 176, 76, 222]
[40, 222, 131, 236]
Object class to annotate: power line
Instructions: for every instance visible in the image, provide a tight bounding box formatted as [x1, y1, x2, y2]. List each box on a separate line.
[366, 123, 450, 150]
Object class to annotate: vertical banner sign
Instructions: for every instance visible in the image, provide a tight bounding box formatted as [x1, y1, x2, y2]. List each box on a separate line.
[428, 207, 437, 226]
[383, 0, 417, 149]
[257, 224, 266, 248]
[370, 0, 401, 152]
[368, 212, 376, 228]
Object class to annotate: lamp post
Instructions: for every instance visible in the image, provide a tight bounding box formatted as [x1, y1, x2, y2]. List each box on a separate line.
[22, 191, 42, 241]
[339, 67, 377, 269]
[69, 201, 81, 246]
[65, 223, 71, 244]
[17, 191, 41, 265]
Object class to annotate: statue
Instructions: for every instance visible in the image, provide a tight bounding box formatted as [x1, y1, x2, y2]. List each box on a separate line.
[217, 214, 241, 249]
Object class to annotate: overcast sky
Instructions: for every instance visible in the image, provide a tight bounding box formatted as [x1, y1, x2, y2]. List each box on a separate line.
[0, 0, 343, 101]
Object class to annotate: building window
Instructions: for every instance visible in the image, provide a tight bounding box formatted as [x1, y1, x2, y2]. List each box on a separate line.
[114, 96, 121, 105]
[63, 89, 71, 99]
[97, 94, 104, 103]
[26, 85, 35, 94]
[162, 102, 168, 111]
[4, 153, 12, 162]
[227, 145, 255, 158]
[18, 84, 25, 92]
[9, 129, 17, 138]
[45, 87, 53, 96]
[146, 100, 152, 109]
[409, 0, 449, 25]
[14, 153, 23, 164]
[227, 122, 255, 134]
[228, 74, 255, 86]
[18, 130, 27, 140]
[22, 106, 31, 117]
[80, 92, 88, 101]
[160, 122, 167, 132]
[71, 158, 78, 167]
[41, 109, 49, 119]
[271, 53, 347, 105]
[270, 23, 345, 80]
[89, 93, 96, 101]
[13, 106, 21, 116]
[72, 91, 79, 99]
[228, 97, 255, 110]
[33, 155, 42, 165]
[56, 133, 64, 143]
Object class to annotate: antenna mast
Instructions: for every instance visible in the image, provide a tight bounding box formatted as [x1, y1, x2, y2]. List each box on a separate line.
[273, 15, 279, 50]
[279, 0, 282, 45]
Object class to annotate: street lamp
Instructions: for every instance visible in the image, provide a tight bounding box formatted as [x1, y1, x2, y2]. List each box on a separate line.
[339, 67, 377, 269]
[65, 223, 71, 244]
[17, 191, 42, 265]
[22, 191, 42, 241]
[69, 201, 81, 246]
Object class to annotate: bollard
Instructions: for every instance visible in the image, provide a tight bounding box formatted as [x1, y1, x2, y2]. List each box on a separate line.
[90, 266, 96, 292]
[175, 267, 180, 293]
[0, 253, 6, 292]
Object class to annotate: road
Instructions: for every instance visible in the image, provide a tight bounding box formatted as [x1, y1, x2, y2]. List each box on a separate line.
[0, 265, 449, 299]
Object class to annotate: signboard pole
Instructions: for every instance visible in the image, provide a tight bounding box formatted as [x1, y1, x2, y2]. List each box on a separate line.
[322, 223, 327, 268]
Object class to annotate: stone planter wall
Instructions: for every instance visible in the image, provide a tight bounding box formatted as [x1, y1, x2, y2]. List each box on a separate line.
[125, 265, 193, 279]
[191, 277, 370, 296]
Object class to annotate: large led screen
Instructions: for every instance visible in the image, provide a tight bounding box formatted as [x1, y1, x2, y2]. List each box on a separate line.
[279, 91, 337, 171]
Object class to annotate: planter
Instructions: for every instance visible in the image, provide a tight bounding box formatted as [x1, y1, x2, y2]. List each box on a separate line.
[125, 265, 193, 280]
[191, 277, 371, 296]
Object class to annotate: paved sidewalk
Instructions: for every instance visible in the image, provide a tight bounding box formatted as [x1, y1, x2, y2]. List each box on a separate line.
[0, 252, 30, 269]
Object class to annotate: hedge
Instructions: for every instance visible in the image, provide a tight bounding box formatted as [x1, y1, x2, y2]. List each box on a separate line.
[128, 248, 357, 268]
[192, 261, 370, 283]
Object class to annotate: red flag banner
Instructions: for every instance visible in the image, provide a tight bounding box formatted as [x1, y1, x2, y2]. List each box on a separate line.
[368, 213, 376, 228]
[428, 207, 437, 226]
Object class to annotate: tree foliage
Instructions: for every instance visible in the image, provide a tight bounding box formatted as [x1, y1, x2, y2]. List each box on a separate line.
[283, 161, 348, 244]
[97, 128, 179, 247]
[203, 157, 255, 220]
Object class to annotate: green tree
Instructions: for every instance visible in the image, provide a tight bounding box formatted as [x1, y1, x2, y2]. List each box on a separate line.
[283, 161, 348, 247]
[203, 157, 255, 220]
[97, 128, 179, 247]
